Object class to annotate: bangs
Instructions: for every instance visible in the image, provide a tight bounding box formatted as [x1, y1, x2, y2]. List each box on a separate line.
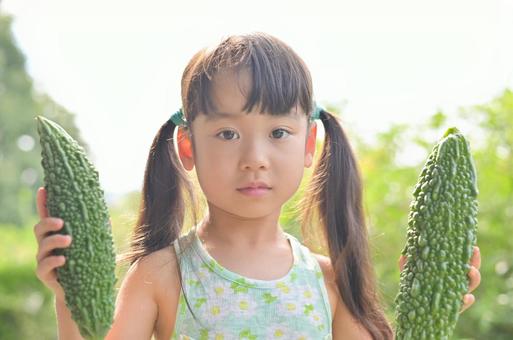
[181, 32, 314, 122]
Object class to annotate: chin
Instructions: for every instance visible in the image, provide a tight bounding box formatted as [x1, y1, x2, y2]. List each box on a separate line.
[209, 202, 280, 220]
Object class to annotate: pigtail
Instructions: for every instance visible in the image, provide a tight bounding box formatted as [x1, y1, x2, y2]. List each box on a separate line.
[115, 118, 201, 328]
[117, 119, 197, 266]
[300, 109, 393, 340]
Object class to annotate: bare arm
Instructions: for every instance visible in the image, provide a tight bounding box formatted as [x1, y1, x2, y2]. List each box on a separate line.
[331, 291, 373, 340]
[55, 295, 83, 339]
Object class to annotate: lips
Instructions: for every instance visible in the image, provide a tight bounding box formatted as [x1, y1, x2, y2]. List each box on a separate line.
[237, 181, 271, 190]
[237, 186, 271, 197]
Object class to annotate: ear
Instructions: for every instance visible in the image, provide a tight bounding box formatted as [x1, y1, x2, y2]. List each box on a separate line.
[304, 122, 317, 168]
[177, 127, 195, 171]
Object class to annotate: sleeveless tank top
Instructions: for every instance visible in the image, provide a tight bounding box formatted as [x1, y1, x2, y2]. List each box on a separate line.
[171, 226, 333, 340]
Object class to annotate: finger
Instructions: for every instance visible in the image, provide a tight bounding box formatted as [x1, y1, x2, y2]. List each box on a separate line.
[36, 187, 49, 219]
[459, 294, 475, 314]
[467, 265, 481, 293]
[35, 255, 66, 283]
[33, 217, 64, 244]
[398, 255, 407, 272]
[36, 234, 72, 263]
[470, 246, 481, 270]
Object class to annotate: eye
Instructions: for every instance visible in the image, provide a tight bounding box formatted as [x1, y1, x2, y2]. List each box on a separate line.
[271, 128, 291, 139]
[216, 130, 239, 140]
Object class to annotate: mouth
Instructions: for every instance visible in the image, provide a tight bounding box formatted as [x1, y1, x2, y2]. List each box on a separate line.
[236, 182, 272, 197]
[237, 187, 271, 197]
[237, 181, 271, 190]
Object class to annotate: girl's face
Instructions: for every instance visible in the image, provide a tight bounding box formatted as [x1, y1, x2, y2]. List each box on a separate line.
[179, 68, 316, 219]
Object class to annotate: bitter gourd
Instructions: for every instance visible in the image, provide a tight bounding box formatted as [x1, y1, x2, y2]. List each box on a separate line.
[394, 127, 478, 340]
[36, 116, 117, 340]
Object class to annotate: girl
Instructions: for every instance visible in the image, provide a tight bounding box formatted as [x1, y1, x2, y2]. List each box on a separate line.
[34, 32, 481, 339]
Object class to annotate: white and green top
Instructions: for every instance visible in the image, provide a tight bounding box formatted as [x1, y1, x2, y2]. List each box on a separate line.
[171, 226, 333, 340]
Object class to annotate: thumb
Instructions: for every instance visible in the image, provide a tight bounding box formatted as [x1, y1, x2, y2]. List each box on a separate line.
[398, 255, 407, 272]
[36, 187, 49, 219]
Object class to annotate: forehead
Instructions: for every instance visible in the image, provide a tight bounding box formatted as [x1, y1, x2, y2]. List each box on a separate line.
[200, 69, 306, 122]
[208, 69, 253, 116]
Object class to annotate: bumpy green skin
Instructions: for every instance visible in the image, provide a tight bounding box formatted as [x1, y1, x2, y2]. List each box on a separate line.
[36, 116, 117, 340]
[394, 127, 478, 340]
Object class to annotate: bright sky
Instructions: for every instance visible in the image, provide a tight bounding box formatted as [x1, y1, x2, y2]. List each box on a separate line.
[3, 0, 513, 200]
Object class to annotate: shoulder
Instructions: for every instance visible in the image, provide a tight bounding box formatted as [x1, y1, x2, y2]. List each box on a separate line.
[136, 244, 180, 278]
[123, 245, 180, 293]
[312, 253, 338, 318]
[119, 245, 182, 313]
[311, 253, 372, 340]
[312, 253, 336, 283]
[139, 244, 181, 306]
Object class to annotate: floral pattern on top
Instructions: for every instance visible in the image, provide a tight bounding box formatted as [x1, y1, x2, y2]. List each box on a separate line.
[172, 227, 333, 339]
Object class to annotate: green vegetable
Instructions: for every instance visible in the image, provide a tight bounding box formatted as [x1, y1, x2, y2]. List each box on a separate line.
[394, 127, 478, 340]
[36, 116, 117, 340]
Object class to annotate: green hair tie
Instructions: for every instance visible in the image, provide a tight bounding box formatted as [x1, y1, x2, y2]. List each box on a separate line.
[311, 101, 324, 122]
[169, 108, 188, 127]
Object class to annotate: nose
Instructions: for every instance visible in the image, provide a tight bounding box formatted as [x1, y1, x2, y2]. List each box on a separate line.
[238, 138, 270, 171]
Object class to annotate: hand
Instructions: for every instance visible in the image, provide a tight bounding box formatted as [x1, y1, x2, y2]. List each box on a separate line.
[398, 245, 481, 314]
[34, 187, 73, 302]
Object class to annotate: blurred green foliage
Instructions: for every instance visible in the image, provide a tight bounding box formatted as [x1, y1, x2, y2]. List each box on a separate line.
[1, 10, 512, 340]
[0, 13, 88, 227]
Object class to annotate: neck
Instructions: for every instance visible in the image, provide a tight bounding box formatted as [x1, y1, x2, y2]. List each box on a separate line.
[197, 202, 286, 249]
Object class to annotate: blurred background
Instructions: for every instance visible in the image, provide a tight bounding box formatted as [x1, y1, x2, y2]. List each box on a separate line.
[1, 0, 512, 339]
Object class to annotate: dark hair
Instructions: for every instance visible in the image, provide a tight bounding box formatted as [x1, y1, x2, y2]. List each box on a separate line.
[117, 32, 393, 339]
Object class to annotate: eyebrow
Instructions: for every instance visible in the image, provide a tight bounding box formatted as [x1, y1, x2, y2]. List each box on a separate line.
[206, 111, 301, 121]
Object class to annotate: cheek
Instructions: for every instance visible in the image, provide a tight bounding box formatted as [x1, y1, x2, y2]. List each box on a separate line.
[193, 141, 233, 191]
[275, 146, 307, 192]
[283, 159, 305, 188]
[196, 145, 233, 172]
[194, 164, 229, 204]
